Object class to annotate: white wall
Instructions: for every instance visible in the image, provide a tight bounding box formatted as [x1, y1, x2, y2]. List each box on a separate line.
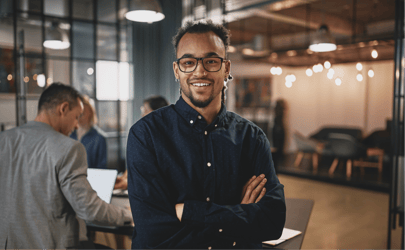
[229, 60, 393, 152]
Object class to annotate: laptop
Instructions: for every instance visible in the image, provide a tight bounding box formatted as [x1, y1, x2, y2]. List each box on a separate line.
[87, 168, 118, 204]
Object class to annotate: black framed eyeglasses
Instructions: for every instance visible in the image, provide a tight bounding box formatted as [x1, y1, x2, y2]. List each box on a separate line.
[176, 57, 225, 73]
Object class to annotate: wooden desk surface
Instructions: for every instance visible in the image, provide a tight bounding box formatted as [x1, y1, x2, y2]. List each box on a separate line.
[87, 197, 314, 249]
[266, 198, 314, 249]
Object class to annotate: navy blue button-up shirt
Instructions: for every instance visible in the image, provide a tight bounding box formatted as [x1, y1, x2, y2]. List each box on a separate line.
[127, 97, 286, 249]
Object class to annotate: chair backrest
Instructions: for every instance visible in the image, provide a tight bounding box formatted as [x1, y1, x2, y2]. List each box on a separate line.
[327, 133, 367, 158]
[310, 126, 363, 142]
[293, 131, 318, 153]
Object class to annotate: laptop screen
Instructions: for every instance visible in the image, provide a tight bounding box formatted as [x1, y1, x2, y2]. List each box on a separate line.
[87, 168, 118, 204]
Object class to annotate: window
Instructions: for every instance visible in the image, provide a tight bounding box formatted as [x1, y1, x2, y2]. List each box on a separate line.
[0, 0, 133, 172]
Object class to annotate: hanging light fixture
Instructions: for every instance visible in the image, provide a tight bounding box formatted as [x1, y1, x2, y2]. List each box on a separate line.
[43, 21, 70, 50]
[125, 0, 165, 23]
[309, 25, 337, 52]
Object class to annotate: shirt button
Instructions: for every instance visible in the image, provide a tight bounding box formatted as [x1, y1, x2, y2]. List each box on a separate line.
[206, 197, 210, 202]
[208, 247, 212, 250]
[219, 229, 223, 232]
[215, 124, 217, 127]
[233, 242, 236, 246]
[198, 115, 202, 119]
[204, 131, 208, 135]
[190, 120, 194, 124]
[207, 162, 211, 167]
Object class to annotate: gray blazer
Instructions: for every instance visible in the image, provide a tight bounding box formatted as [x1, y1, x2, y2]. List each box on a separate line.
[0, 121, 132, 249]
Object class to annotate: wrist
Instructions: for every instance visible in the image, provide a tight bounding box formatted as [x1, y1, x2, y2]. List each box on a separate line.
[175, 203, 184, 221]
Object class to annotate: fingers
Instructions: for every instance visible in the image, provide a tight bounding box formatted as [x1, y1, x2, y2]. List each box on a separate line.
[255, 187, 266, 203]
[114, 181, 126, 190]
[247, 177, 267, 204]
[241, 175, 257, 199]
[241, 174, 267, 204]
[245, 175, 256, 187]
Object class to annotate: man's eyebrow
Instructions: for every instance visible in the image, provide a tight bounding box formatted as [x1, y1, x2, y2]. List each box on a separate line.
[179, 53, 194, 59]
[179, 52, 222, 59]
[204, 52, 221, 57]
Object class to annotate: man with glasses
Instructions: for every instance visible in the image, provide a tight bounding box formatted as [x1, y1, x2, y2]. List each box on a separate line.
[127, 20, 285, 249]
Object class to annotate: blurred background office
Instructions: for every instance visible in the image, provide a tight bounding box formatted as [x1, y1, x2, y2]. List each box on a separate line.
[0, 0, 403, 249]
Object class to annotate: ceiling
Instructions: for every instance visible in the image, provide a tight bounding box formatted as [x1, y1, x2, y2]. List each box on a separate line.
[185, 0, 397, 67]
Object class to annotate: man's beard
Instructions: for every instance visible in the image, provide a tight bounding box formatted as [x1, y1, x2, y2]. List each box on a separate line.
[181, 82, 219, 108]
[188, 91, 214, 108]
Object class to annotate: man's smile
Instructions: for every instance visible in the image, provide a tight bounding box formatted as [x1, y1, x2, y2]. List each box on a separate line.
[191, 82, 211, 87]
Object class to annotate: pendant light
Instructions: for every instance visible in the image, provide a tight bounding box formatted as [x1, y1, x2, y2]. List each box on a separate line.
[43, 21, 70, 50]
[125, 0, 165, 23]
[309, 25, 336, 52]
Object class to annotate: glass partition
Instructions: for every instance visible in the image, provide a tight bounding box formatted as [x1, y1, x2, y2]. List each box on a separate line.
[1, 0, 134, 171]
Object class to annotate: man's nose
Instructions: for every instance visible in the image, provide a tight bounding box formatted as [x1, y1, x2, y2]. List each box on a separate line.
[74, 121, 79, 130]
[193, 60, 207, 76]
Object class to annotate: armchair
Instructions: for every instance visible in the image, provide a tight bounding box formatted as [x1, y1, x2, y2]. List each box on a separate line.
[292, 131, 323, 173]
[327, 133, 368, 178]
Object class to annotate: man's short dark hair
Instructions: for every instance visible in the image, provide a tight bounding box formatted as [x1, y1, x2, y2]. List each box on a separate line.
[172, 20, 231, 58]
[144, 95, 169, 111]
[38, 83, 83, 112]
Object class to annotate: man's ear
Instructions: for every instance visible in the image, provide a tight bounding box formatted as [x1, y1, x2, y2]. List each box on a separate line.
[59, 102, 70, 116]
[225, 60, 231, 77]
[173, 61, 179, 80]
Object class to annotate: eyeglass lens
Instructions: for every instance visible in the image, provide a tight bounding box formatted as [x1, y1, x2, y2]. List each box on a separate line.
[178, 57, 222, 73]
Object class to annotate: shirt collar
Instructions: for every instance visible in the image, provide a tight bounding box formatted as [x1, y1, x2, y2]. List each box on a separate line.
[174, 96, 227, 130]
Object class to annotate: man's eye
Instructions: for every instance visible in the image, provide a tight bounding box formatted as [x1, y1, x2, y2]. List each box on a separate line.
[184, 60, 195, 65]
[205, 59, 220, 64]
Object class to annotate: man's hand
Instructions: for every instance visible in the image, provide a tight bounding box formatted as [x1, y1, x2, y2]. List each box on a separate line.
[175, 175, 266, 222]
[175, 203, 184, 221]
[241, 174, 267, 204]
[114, 170, 128, 190]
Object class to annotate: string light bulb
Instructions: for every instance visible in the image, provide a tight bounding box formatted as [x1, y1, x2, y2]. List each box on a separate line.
[324, 61, 331, 69]
[87, 68, 94, 75]
[285, 74, 296, 83]
[276, 67, 282, 75]
[356, 62, 363, 71]
[357, 74, 363, 81]
[335, 78, 342, 86]
[368, 69, 375, 77]
[270, 66, 282, 75]
[327, 70, 334, 79]
[371, 49, 378, 59]
[327, 68, 334, 79]
[37, 74, 46, 87]
[306, 68, 313, 76]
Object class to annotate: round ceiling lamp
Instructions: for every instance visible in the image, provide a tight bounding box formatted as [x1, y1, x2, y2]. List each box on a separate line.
[43, 22, 70, 50]
[125, 0, 165, 23]
[309, 25, 337, 52]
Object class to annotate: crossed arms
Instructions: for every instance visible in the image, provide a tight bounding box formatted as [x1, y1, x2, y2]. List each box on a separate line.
[175, 174, 268, 220]
[127, 123, 286, 248]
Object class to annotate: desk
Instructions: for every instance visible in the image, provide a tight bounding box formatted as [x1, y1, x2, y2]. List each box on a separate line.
[86, 196, 134, 236]
[87, 197, 314, 249]
[264, 198, 314, 249]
